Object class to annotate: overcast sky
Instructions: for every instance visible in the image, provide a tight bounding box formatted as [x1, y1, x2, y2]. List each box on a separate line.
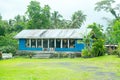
[0, 0, 119, 29]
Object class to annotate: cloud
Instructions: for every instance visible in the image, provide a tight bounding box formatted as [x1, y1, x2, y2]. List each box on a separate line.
[0, 0, 30, 20]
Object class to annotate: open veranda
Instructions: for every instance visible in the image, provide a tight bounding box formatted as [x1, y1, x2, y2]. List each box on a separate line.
[0, 55, 120, 80]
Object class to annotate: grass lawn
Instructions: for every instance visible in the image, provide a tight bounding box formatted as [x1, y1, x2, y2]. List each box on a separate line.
[0, 55, 120, 80]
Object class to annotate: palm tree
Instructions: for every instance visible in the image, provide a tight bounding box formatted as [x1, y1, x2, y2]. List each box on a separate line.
[51, 11, 63, 28]
[70, 10, 86, 28]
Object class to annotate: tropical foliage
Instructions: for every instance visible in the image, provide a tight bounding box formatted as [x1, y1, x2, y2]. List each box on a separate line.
[70, 10, 86, 28]
[82, 23, 106, 57]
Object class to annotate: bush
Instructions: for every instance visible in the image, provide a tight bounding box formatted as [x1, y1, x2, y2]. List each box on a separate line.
[91, 39, 106, 57]
[110, 50, 118, 55]
[117, 43, 120, 57]
[110, 43, 120, 57]
[0, 46, 17, 55]
[81, 48, 91, 58]
[51, 53, 76, 58]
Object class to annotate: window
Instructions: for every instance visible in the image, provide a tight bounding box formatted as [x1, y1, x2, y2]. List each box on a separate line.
[69, 39, 75, 48]
[56, 39, 61, 48]
[37, 39, 41, 48]
[63, 39, 68, 48]
[49, 39, 54, 48]
[43, 39, 48, 48]
[31, 39, 36, 48]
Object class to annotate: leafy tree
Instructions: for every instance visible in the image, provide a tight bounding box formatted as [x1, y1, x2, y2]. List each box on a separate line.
[26, 1, 41, 29]
[0, 32, 17, 47]
[26, 1, 51, 29]
[0, 32, 18, 55]
[95, 0, 120, 44]
[41, 5, 51, 28]
[112, 20, 120, 43]
[95, 0, 120, 19]
[0, 19, 9, 36]
[7, 15, 28, 33]
[70, 10, 86, 28]
[105, 26, 115, 44]
[82, 23, 106, 57]
[14, 15, 27, 32]
[59, 19, 72, 29]
[88, 23, 106, 57]
[91, 39, 106, 57]
[88, 23, 104, 39]
[26, 1, 41, 19]
[0, 23, 5, 36]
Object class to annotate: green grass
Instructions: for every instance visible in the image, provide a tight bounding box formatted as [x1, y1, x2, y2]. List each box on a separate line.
[0, 55, 120, 80]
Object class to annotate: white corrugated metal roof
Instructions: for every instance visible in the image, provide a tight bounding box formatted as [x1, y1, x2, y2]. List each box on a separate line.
[14, 29, 91, 39]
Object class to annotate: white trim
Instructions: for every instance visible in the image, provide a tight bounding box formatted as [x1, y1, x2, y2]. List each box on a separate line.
[41, 39, 43, 48]
[54, 39, 56, 48]
[48, 39, 49, 48]
[29, 39, 31, 47]
[36, 39, 37, 48]
[68, 39, 69, 48]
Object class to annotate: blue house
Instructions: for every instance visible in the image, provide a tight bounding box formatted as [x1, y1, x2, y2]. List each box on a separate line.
[14, 29, 88, 53]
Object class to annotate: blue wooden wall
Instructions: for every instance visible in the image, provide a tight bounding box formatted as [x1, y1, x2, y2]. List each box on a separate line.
[19, 39, 84, 52]
[19, 39, 42, 51]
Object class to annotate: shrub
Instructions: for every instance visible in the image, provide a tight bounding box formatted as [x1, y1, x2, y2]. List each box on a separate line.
[52, 53, 76, 58]
[91, 39, 106, 57]
[110, 43, 120, 57]
[0, 46, 17, 55]
[110, 50, 118, 55]
[52, 53, 69, 58]
[81, 48, 91, 58]
[117, 43, 120, 57]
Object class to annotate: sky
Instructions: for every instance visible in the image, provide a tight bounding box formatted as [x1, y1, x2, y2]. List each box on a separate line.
[0, 0, 119, 29]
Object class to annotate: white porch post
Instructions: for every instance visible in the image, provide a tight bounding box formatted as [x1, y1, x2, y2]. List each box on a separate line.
[68, 39, 69, 48]
[36, 39, 37, 48]
[61, 39, 63, 48]
[48, 39, 49, 48]
[41, 39, 43, 48]
[54, 39, 56, 48]
[29, 39, 31, 48]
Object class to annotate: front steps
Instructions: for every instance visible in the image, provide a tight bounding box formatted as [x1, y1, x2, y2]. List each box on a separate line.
[32, 53, 52, 58]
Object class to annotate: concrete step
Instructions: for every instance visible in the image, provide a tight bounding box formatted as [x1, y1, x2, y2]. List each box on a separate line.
[32, 53, 52, 58]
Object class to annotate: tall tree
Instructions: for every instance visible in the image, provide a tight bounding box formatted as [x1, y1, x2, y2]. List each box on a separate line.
[88, 23, 104, 39]
[95, 0, 120, 44]
[41, 5, 51, 28]
[51, 11, 63, 28]
[70, 10, 86, 28]
[59, 19, 72, 29]
[88, 23, 105, 57]
[26, 1, 41, 19]
[26, 1, 41, 29]
[95, 0, 120, 19]
[14, 15, 28, 32]
[26, 1, 51, 29]
[112, 20, 120, 43]
[7, 15, 28, 33]
[0, 17, 9, 36]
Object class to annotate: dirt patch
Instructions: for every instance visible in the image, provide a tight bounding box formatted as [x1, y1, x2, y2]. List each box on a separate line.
[57, 62, 120, 80]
